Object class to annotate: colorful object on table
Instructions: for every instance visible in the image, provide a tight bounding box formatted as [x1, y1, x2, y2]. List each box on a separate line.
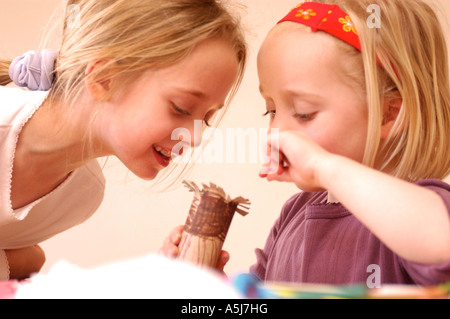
[278, 2, 361, 51]
[177, 181, 250, 269]
[367, 283, 450, 299]
[232, 273, 367, 299]
[232, 273, 450, 299]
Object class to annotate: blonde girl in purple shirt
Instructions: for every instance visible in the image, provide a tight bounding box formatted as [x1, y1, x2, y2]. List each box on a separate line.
[163, 0, 450, 286]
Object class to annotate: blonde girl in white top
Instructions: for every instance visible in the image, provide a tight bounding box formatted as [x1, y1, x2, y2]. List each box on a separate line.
[0, 0, 247, 280]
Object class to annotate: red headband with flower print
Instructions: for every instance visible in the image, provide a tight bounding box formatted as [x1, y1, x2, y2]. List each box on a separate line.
[278, 2, 361, 51]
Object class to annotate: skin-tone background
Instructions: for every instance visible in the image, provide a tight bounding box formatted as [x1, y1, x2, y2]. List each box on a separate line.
[1, 0, 449, 276]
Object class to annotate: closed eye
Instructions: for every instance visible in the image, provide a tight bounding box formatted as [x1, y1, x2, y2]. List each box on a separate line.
[293, 112, 317, 122]
[173, 102, 215, 127]
[172, 103, 191, 116]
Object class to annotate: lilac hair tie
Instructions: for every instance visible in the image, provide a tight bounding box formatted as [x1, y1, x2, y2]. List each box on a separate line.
[9, 49, 58, 91]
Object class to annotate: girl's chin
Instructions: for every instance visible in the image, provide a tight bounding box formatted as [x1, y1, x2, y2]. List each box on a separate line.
[126, 163, 161, 181]
[136, 168, 160, 181]
[121, 153, 169, 181]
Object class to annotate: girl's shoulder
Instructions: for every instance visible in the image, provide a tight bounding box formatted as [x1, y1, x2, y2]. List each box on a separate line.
[283, 191, 328, 210]
[278, 191, 328, 223]
[416, 178, 450, 190]
[416, 178, 450, 211]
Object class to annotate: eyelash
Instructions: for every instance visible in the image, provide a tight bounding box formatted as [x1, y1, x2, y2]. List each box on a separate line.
[294, 113, 315, 121]
[263, 110, 275, 118]
[172, 103, 212, 127]
[263, 110, 316, 122]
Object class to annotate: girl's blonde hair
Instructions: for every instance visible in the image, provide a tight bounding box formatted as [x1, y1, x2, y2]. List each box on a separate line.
[0, 0, 247, 187]
[0, 60, 11, 86]
[302, 0, 450, 181]
[1, 0, 247, 111]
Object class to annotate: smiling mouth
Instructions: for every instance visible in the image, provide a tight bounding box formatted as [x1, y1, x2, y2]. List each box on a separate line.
[153, 145, 172, 161]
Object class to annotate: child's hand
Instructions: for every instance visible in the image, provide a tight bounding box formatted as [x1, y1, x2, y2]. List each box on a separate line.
[159, 225, 230, 274]
[160, 225, 184, 258]
[5, 245, 46, 280]
[259, 130, 332, 192]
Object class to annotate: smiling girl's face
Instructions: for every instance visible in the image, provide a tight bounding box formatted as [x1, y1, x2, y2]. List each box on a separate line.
[95, 37, 239, 180]
[258, 23, 369, 164]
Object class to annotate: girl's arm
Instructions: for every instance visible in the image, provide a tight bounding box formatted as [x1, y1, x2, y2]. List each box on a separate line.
[262, 131, 450, 265]
[4, 245, 46, 280]
[319, 154, 450, 265]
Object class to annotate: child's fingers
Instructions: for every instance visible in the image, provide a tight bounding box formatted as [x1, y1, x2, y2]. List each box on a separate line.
[216, 250, 230, 272]
[259, 131, 290, 177]
[170, 225, 184, 245]
[159, 237, 178, 257]
[259, 150, 284, 177]
[261, 155, 295, 183]
[159, 225, 184, 257]
[259, 149, 291, 180]
[265, 167, 293, 183]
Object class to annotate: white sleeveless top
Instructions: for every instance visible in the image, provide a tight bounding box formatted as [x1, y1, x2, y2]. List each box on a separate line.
[0, 86, 105, 249]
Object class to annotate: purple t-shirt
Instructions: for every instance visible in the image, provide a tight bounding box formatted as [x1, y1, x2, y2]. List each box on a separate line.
[250, 179, 450, 286]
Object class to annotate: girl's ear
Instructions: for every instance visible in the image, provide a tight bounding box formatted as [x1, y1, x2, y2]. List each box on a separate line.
[85, 60, 116, 102]
[381, 97, 403, 139]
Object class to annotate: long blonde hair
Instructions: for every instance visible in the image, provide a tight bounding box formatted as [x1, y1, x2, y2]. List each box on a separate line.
[303, 0, 450, 181]
[0, 61, 11, 86]
[1, 0, 247, 110]
[0, 0, 248, 187]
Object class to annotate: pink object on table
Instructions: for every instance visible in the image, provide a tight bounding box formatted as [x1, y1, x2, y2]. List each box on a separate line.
[0, 281, 18, 299]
